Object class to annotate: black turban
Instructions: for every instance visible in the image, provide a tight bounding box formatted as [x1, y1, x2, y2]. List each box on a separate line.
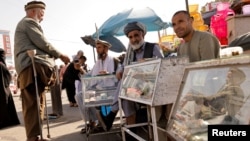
[123, 22, 146, 36]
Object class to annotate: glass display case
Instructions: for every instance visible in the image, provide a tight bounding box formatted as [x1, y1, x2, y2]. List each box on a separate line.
[81, 74, 118, 107]
[119, 57, 189, 106]
[120, 60, 159, 104]
[81, 74, 120, 140]
[118, 57, 189, 141]
[167, 55, 250, 141]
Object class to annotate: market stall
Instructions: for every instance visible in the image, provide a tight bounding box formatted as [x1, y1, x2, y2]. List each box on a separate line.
[81, 74, 120, 140]
[118, 57, 189, 141]
[78, 2, 250, 141]
[167, 54, 250, 141]
[80, 6, 171, 141]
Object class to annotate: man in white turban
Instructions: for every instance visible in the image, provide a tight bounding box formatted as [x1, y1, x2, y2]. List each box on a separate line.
[75, 39, 120, 133]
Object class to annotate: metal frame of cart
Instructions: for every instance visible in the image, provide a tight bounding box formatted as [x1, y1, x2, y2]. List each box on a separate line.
[81, 74, 121, 141]
[118, 58, 189, 141]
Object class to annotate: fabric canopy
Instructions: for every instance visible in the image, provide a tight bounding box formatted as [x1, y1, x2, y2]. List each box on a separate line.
[93, 7, 170, 37]
[81, 35, 126, 53]
[81, 7, 170, 62]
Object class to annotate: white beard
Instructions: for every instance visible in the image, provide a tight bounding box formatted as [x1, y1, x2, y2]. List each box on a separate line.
[130, 40, 145, 50]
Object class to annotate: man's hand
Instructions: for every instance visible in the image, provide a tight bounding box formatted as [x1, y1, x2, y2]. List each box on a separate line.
[99, 70, 109, 74]
[116, 71, 123, 80]
[74, 62, 82, 70]
[78, 66, 86, 74]
[137, 58, 145, 62]
[59, 54, 70, 65]
[73, 62, 86, 74]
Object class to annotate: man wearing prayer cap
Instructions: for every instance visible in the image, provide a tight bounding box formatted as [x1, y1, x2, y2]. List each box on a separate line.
[96, 39, 112, 49]
[95, 39, 112, 62]
[14, 1, 70, 141]
[74, 39, 121, 133]
[24, 1, 46, 11]
[96, 21, 163, 139]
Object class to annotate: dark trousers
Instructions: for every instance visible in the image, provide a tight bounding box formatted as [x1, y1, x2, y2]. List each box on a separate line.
[50, 83, 63, 115]
[65, 82, 76, 103]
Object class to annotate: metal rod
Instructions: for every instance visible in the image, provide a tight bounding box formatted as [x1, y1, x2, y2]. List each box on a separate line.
[186, 0, 189, 13]
[44, 92, 51, 138]
[27, 50, 43, 140]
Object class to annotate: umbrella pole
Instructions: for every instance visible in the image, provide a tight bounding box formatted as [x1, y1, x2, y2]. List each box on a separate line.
[158, 30, 161, 43]
[93, 47, 96, 63]
[186, 0, 189, 13]
[94, 23, 98, 63]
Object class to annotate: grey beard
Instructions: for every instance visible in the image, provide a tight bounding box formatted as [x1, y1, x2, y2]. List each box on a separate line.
[130, 40, 145, 50]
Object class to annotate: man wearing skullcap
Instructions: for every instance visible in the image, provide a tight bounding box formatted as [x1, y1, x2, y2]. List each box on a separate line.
[74, 39, 120, 133]
[97, 21, 163, 139]
[14, 1, 70, 141]
[24, 1, 46, 10]
[89, 39, 117, 76]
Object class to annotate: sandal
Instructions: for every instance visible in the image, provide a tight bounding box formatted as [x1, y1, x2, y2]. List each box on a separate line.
[80, 128, 86, 134]
[90, 121, 97, 128]
[90, 126, 105, 133]
[69, 102, 74, 107]
[33, 137, 49, 141]
[73, 103, 78, 107]
[37, 139, 49, 141]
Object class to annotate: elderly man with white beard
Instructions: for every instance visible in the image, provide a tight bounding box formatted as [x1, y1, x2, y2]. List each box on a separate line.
[97, 21, 163, 140]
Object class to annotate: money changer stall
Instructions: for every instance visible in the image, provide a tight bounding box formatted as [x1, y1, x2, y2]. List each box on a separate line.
[167, 55, 250, 141]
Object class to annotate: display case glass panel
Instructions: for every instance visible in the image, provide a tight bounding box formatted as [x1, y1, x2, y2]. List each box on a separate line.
[81, 74, 118, 107]
[168, 64, 250, 141]
[119, 60, 160, 104]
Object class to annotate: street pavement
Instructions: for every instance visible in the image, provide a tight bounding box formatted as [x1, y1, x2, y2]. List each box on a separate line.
[0, 90, 122, 141]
